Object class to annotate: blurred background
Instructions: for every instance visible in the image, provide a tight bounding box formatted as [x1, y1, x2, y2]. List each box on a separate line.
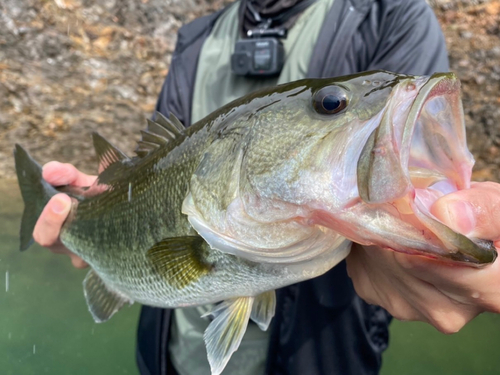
[0, 0, 499, 374]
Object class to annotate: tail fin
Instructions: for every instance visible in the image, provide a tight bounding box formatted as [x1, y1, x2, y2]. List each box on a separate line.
[14, 145, 58, 251]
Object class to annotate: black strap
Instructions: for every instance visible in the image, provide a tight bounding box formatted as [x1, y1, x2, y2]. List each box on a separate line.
[247, 0, 319, 30]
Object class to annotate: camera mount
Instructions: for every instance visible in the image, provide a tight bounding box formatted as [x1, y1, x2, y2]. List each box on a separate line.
[231, 0, 318, 77]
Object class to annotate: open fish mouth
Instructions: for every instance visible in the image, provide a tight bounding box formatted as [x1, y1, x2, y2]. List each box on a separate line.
[406, 73, 471, 192]
[357, 73, 497, 265]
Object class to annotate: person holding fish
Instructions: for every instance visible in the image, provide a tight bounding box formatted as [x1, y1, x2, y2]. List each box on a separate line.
[21, 0, 500, 374]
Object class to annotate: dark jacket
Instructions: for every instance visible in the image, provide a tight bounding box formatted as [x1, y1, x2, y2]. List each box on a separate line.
[136, 1, 449, 374]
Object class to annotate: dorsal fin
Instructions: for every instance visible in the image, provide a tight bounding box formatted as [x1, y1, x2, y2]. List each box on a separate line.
[135, 112, 185, 158]
[141, 127, 173, 144]
[92, 132, 130, 173]
[146, 119, 176, 140]
[135, 140, 159, 158]
[167, 112, 185, 132]
[156, 112, 185, 133]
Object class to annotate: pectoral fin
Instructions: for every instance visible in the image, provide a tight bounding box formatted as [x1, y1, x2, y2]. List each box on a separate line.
[250, 290, 276, 331]
[202, 297, 254, 375]
[146, 237, 212, 289]
[83, 270, 133, 323]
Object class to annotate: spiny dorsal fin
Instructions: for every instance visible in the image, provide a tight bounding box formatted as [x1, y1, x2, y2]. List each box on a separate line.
[83, 269, 133, 323]
[135, 112, 185, 158]
[250, 290, 276, 331]
[156, 111, 185, 133]
[146, 119, 176, 141]
[146, 236, 212, 289]
[167, 112, 185, 131]
[92, 132, 130, 174]
[202, 297, 254, 375]
[135, 140, 159, 158]
[141, 127, 173, 145]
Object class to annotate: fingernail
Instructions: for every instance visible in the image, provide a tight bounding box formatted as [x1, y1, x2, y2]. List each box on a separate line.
[447, 200, 476, 235]
[51, 196, 69, 214]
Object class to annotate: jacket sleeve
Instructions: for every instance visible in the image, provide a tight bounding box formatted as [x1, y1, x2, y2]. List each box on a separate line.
[154, 49, 188, 126]
[153, 10, 225, 127]
[153, 19, 201, 126]
[365, 0, 449, 76]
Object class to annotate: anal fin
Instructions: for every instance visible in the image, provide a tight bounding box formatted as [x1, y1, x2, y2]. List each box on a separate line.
[203, 297, 254, 375]
[250, 290, 276, 331]
[83, 269, 133, 323]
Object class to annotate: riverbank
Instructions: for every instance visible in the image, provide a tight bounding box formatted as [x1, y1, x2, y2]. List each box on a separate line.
[1, 0, 499, 180]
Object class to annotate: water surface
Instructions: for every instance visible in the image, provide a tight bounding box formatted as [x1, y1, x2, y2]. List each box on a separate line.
[0, 179, 140, 375]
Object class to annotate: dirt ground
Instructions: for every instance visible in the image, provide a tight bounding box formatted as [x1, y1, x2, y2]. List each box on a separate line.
[434, 0, 500, 181]
[0, 0, 499, 180]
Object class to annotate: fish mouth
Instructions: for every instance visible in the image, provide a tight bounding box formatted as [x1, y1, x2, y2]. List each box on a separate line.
[358, 73, 497, 265]
[405, 73, 471, 192]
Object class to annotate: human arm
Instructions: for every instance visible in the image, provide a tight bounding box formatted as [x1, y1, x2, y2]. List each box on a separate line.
[364, 0, 449, 75]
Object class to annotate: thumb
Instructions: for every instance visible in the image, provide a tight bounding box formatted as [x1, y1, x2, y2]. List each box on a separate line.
[33, 194, 72, 247]
[430, 196, 476, 235]
[430, 182, 500, 241]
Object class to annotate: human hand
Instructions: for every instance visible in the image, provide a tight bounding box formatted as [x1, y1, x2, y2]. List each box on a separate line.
[346, 181, 500, 333]
[33, 162, 97, 269]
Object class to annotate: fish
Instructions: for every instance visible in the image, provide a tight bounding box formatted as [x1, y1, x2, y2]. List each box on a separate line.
[14, 70, 497, 375]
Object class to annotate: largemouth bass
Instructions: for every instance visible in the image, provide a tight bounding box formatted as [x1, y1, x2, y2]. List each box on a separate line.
[14, 71, 497, 375]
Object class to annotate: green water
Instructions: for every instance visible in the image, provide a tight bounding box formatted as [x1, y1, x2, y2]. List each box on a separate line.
[0, 180, 140, 375]
[2, 179, 500, 375]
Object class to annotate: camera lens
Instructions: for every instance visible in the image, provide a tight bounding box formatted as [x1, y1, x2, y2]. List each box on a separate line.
[231, 51, 251, 75]
[253, 48, 272, 71]
[237, 56, 246, 67]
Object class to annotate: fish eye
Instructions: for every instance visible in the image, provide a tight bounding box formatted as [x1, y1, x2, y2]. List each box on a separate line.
[313, 86, 348, 115]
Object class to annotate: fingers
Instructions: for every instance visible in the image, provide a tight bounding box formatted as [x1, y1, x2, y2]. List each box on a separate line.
[43, 161, 97, 187]
[37, 163, 92, 269]
[348, 245, 482, 333]
[33, 193, 89, 269]
[394, 250, 500, 313]
[347, 245, 425, 322]
[430, 182, 500, 241]
[70, 256, 89, 269]
[349, 181, 500, 334]
[33, 194, 72, 248]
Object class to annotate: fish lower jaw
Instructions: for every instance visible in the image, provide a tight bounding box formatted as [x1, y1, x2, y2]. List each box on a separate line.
[384, 186, 497, 266]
